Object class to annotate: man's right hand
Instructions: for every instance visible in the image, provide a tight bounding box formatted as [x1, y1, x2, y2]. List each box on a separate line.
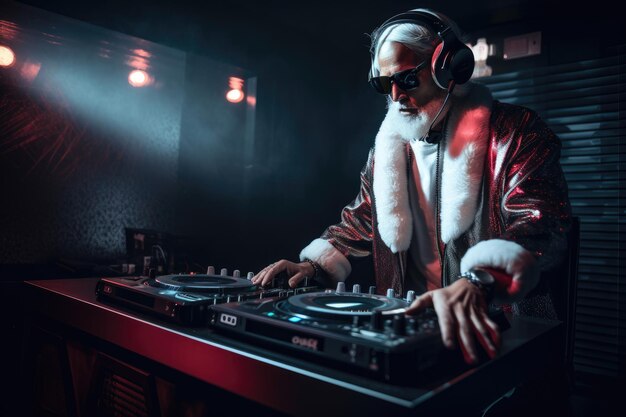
[251, 260, 315, 288]
[405, 278, 501, 365]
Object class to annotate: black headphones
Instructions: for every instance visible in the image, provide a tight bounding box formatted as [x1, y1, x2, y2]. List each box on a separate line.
[370, 9, 475, 90]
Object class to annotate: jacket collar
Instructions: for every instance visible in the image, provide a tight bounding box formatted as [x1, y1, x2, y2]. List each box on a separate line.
[373, 82, 493, 253]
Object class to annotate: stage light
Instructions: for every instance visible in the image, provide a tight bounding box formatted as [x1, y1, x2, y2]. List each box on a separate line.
[0, 45, 16, 67]
[128, 69, 149, 87]
[226, 76, 244, 103]
[226, 89, 244, 103]
[469, 38, 494, 79]
[20, 60, 41, 82]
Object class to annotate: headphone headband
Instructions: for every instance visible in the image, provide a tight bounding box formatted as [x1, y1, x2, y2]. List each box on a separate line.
[370, 9, 474, 90]
[374, 10, 449, 40]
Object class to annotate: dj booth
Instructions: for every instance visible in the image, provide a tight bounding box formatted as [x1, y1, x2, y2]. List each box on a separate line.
[22, 276, 563, 417]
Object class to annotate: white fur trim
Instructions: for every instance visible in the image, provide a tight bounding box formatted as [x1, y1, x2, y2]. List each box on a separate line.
[299, 238, 352, 282]
[373, 114, 412, 253]
[460, 239, 540, 302]
[372, 82, 492, 251]
[440, 84, 491, 242]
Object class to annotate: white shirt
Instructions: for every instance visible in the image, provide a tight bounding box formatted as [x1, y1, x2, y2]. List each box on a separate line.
[406, 139, 442, 292]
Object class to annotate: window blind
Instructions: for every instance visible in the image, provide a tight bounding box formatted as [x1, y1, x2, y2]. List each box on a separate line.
[478, 54, 625, 381]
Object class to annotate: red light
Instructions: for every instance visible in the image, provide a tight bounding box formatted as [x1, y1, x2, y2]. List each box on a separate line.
[20, 60, 41, 82]
[132, 48, 151, 58]
[226, 76, 244, 103]
[128, 69, 150, 87]
[0, 45, 16, 67]
[226, 89, 244, 103]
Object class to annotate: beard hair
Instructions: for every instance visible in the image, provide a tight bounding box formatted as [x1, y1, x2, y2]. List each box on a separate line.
[384, 94, 449, 142]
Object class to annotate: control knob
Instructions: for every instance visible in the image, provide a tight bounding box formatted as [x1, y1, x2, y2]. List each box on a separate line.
[370, 310, 383, 331]
[392, 314, 407, 336]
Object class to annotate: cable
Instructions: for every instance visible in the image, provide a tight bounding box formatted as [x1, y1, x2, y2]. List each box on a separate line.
[152, 245, 167, 265]
[481, 387, 516, 417]
[423, 80, 456, 143]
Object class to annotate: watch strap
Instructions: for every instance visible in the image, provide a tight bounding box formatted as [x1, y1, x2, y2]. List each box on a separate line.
[461, 270, 495, 303]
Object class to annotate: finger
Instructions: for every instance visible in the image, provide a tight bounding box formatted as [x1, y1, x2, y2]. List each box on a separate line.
[405, 292, 433, 315]
[454, 303, 478, 364]
[252, 262, 275, 283]
[251, 270, 262, 284]
[254, 272, 270, 286]
[251, 267, 269, 284]
[431, 296, 456, 350]
[261, 262, 283, 286]
[288, 272, 306, 288]
[469, 307, 498, 359]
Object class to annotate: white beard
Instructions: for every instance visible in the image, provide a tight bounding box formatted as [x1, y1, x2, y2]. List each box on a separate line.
[373, 82, 493, 253]
[384, 95, 449, 142]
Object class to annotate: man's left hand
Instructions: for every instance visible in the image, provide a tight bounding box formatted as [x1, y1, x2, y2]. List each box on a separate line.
[405, 279, 501, 365]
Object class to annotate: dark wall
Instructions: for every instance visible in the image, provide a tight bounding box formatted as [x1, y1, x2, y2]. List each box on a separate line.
[0, 2, 185, 266]
[1, 0, 624, 280]
[0, 0, 383, 279]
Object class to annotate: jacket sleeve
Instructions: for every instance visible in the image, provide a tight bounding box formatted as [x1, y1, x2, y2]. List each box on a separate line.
[299, 149, 375, 282]
[498, 107, 572, 272]
[461, 105, 572, 304]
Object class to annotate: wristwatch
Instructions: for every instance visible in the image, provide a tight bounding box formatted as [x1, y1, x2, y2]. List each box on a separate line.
[460, 269, 495, 303]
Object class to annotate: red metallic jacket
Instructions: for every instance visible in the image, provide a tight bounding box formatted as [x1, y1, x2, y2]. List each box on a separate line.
[300, 84, 571, 317]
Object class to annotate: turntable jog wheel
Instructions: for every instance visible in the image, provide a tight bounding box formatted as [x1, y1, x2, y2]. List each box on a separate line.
[277, 292, 408, 321]
[154, 274, 255, 294]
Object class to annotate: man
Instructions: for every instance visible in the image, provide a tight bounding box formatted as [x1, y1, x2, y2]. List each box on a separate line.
[252, 8, 571, 366]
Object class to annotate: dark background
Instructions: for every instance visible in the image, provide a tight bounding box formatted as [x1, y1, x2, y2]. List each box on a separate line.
[0, 2, 624, 415]
[1, 0, 623, 277]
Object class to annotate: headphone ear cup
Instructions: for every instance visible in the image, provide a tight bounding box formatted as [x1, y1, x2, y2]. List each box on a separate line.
[448, 45, 475, 85]
[432, 41, 475, 89]
[431, 42, 450, 89]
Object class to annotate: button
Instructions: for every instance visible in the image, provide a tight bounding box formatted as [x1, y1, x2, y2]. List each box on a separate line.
[392, 314, 407, 336]
[370, 310, 383, 331]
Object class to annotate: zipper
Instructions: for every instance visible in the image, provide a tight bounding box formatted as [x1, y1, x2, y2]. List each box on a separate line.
[398, 251, 406, 293]
[398, 146, 413, 293]
[434, 123, 448, 287]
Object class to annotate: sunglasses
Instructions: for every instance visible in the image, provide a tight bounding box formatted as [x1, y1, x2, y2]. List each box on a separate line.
[368, 61, 428, 95]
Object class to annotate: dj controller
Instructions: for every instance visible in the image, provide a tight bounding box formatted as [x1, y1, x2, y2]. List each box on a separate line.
[210, 287, 443, 381]
[95, 268, 319, 325]
[95, 269, 507, 382]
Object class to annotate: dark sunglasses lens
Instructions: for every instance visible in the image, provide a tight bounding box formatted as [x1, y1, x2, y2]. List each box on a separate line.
[396, 70, 419, 90]
[369, 76, 392, 94]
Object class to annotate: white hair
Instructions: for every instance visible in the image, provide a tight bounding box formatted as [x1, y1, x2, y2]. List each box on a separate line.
[369, 9, 463, 76]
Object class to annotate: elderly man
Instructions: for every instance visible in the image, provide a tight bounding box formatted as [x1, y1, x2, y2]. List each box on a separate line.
[253, 8, 571, 366]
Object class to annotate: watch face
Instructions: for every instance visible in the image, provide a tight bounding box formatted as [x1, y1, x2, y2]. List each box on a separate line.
[473, 270, 495, 285]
